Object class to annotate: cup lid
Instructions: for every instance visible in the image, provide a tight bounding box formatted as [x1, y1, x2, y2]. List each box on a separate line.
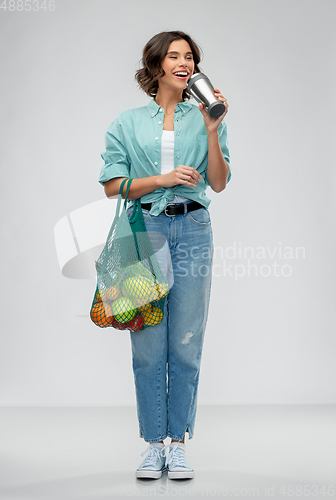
[187, 72, 209, 90]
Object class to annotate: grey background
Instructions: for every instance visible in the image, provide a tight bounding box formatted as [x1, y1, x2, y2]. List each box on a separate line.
[0, 0, 335, 406]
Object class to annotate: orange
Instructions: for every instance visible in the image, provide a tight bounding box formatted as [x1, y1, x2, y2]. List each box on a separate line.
[90, 300, 113, 327]
[142, 306, 164, 326]
[138, 303, 152, 313]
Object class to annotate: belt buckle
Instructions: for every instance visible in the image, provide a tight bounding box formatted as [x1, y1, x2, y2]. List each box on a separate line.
[164, 204, 175, 217]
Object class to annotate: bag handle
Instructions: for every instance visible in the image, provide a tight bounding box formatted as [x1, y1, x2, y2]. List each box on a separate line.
[124, 178, 133, 208]
[116, 177, 142, 218]
[118, 178, 129, 197]
[115, 178, 130, 218]
[117, 178, 133, 206]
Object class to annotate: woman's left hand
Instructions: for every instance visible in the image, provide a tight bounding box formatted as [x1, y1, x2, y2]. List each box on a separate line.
[198, 88, 229, 134]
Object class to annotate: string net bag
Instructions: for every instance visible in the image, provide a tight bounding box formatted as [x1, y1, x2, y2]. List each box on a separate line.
[90, 179, 170, 332]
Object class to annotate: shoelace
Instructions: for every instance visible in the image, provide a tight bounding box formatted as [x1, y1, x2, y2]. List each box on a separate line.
[165, 443, 187, 468]
[141, 444, 166, 467]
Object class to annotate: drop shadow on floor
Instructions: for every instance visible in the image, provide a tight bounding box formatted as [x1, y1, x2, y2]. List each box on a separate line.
[0, 469, 328, 500]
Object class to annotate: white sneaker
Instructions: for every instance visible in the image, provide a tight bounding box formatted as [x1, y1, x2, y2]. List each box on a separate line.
[165, 442, 194, 479]
[136, 442, 167, 479]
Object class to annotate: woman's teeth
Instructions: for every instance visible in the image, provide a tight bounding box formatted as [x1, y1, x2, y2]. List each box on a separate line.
[174, 72, 188, 79]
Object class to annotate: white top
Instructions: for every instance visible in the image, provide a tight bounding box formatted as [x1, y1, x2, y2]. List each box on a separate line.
[161, 130, 190, 204]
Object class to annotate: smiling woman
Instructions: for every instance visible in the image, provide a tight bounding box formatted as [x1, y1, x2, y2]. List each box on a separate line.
[157, 40, 195, 102]
[135, 31, 202, 100]
[99, 30, 231, 480]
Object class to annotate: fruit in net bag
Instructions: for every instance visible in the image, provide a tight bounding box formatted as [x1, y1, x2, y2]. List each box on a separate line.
[125, 313, 145, 332]
[122, 276, 157, 303]
[142, 305, 164, 326]
[97, 286, 120, 304]
[111, 297, 137, 323]
[90, 301, 114, 327]
[156, 282, 169, 299]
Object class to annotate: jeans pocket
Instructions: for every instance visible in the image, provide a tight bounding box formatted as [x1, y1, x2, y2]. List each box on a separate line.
[187, 208, 211, 226]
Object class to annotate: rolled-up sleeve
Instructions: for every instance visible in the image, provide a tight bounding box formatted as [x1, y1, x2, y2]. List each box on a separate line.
[218, 120, 231, 184]
[99, 119, 130, 186]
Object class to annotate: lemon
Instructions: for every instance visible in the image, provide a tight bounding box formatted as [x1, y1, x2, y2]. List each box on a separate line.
[131, 262, 154, 281]
[156, 282, 169, 298]
[122, 276, 157, 303]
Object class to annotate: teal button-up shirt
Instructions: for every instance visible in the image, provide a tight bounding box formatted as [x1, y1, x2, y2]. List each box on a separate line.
[99, 98, 231, 216]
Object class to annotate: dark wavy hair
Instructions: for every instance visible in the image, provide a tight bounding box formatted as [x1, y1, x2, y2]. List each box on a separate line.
[135, 31, 202, 100]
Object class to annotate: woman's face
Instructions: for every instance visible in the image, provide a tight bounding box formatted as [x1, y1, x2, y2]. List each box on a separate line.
[158, 39, 195, 93]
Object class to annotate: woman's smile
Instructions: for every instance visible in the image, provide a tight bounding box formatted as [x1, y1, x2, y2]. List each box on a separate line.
[172, 71, 190, 81]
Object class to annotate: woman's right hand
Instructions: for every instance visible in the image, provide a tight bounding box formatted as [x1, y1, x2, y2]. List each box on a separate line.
[160, 165, 202, 188]
[103, 166, 202, 199]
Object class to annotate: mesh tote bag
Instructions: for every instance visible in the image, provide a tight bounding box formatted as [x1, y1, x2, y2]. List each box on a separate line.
[90, 178, 169, 332]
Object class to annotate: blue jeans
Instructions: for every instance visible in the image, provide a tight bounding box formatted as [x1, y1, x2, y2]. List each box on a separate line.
[127, 205, 213, 442]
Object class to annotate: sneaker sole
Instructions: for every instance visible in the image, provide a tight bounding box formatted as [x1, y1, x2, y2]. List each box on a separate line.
[168, 470, 194, 479]
[136, 468, 164, 479]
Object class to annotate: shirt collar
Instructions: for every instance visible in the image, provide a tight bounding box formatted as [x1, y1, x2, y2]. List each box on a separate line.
[147, 97, 193, 118]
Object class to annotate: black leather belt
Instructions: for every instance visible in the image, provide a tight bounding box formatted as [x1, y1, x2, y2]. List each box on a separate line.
[141, 201, 205, 217]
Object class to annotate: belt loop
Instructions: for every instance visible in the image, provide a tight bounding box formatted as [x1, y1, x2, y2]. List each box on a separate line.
[184, 203, 188, 214]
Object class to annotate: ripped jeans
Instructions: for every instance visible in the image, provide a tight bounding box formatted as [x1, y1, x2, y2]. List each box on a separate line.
[127, 205, 213, 443]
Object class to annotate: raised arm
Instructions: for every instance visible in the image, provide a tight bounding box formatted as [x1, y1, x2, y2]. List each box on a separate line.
[198, 88, 231, 193]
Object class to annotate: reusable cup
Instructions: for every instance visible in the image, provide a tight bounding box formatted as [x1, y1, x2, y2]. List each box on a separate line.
[187, 73, 225, 118]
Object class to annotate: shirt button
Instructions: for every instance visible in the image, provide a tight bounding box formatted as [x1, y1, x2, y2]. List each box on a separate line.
[176, 156, 180, 159]
[158, 121, 162, 125]
[159, 108, 162, 112]
[152, 113, 155, 116]
[155, 162, 158, 165]
[155, 137, 158, 140]
[177, 133, 180, 137]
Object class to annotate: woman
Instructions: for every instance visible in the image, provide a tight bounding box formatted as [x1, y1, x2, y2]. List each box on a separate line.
[99, 31, 231, 480]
